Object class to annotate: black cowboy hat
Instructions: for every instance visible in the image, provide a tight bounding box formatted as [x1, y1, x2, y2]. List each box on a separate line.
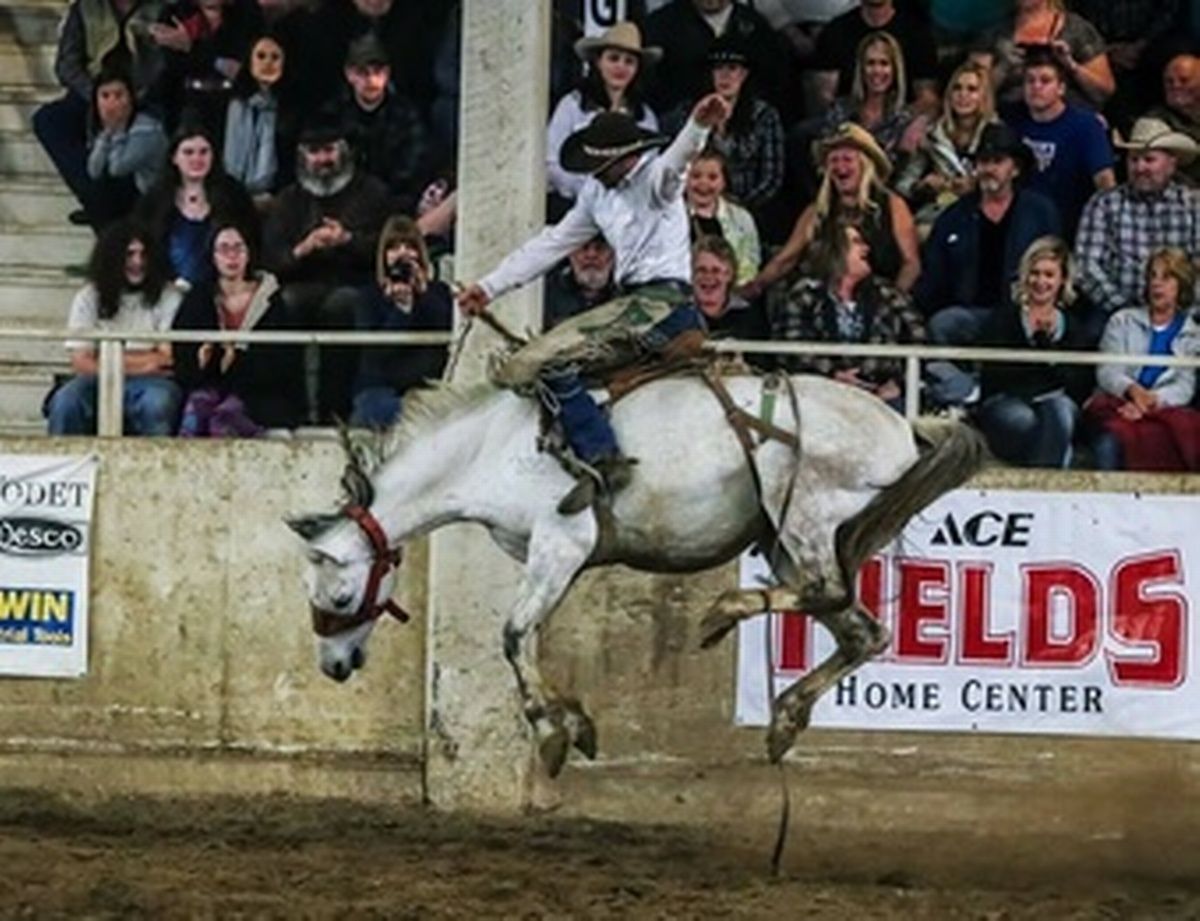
[706, 32, 752, 69]
[976, 122, 1032, 172]
[298, 106, 352, 147]
[559, 111, 668, 175]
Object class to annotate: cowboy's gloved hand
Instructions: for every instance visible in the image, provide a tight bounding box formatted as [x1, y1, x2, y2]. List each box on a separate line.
[692, 93, 731, 129]
[457, 283, 491, 316]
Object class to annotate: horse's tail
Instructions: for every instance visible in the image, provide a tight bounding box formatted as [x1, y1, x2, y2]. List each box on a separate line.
[835, 417, 988, 584]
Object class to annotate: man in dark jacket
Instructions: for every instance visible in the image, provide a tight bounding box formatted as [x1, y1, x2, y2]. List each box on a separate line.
[263, 109, 390, 423]
[917, 124, 1062, 345]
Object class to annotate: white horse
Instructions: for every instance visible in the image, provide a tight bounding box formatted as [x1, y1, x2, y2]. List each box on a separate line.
[287, 373, 985, 776]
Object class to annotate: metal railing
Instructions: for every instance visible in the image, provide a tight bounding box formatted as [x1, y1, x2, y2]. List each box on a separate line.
[4, 325, 1200, 434]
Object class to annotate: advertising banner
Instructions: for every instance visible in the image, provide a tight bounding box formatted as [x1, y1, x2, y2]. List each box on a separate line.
[736, 489, 1200, 740]
[0, 454, 98, 678]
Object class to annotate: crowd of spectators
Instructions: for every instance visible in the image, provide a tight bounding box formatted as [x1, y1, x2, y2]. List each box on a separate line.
[36, 0, 1200, 471]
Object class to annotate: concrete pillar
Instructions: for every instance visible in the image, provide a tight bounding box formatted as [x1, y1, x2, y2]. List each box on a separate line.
[424, 0, 551, 813]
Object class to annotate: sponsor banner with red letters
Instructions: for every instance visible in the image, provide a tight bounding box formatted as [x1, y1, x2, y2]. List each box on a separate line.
[0, 454, 97, 677]
[735, 489, 1200, 739]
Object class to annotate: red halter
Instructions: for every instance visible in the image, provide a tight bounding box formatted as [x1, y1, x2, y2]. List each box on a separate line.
[309, 505, 411, 638]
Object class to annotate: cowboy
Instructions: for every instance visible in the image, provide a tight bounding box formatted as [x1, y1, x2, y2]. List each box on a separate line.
[1075, 116, 1200, 322]
[457, 92, 731, 515]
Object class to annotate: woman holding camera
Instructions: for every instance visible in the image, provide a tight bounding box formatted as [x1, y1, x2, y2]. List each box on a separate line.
[351, 216, 453, 427]
[975, 236, 1096, 468]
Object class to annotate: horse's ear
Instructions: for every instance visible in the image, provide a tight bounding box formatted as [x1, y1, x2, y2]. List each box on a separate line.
[285, 513, 342, 541]
[340, 465, 375, 508]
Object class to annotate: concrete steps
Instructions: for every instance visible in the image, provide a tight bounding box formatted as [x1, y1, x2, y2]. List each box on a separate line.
[0, 2, 71, 434]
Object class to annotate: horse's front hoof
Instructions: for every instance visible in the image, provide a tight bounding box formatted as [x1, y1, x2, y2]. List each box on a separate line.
[539, 727, 571, 778]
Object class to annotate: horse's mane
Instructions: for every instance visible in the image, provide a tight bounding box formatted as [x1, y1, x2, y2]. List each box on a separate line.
[364, 380, 500, 472]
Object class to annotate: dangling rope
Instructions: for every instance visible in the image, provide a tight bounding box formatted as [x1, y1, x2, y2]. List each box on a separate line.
[443, 284, 528, 383]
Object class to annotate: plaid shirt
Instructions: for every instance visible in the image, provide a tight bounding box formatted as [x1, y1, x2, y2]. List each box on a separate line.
[708, 98, 785, 211]
[1074, 182, 1200, 314]
[771, 277, 925, 384]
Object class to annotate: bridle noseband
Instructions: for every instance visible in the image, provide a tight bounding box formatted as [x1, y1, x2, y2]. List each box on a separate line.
[309, 505, 411, 638]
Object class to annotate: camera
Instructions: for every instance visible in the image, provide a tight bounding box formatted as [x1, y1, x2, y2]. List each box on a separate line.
[386, 260, 415, 284]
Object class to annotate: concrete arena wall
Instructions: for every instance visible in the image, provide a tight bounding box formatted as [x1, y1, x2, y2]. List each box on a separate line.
[1, 437, 1198, 880]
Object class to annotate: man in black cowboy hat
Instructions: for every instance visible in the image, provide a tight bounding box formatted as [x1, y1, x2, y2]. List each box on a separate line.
[917, 122, 1062, 404]
[458, 92, 730, 514]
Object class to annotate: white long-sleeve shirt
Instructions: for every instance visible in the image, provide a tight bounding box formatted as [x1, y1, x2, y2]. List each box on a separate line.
[546, 90, 660, 200]
[481, 118, 709, 300]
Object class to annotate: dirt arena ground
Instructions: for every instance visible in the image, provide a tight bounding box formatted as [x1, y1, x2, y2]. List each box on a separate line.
[0, 791, 1196, 920]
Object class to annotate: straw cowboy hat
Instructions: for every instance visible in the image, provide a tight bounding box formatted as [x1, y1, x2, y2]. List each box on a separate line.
[574, 21, 662, 64]
[813, 122, 893, 182]
[1113, 117, 1198, 165]
[559, 110, 668, 175]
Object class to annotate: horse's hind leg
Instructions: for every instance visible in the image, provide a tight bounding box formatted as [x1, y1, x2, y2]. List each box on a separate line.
[699, 586, 807, 649]
[767, 602, 889, 762]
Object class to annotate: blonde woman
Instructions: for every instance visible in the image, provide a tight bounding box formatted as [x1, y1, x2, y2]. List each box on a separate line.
[823, 31, 917, 161]
[976, 236, 1095, 467]
[741, 122, 919, 298]
[896, 60, 999, 227]
[1085, 248, 1200, 471]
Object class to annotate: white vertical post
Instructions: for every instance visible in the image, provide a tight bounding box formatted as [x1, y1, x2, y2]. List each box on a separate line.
[904, 355, 920, 422]
[424, 0, 551, 813]
[97, 339, 125, 437]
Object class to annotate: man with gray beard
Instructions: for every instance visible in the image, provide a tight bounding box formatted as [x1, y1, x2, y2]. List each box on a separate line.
[264, 110, 390, 424]
[915, 123, 1062, 405]
[542, 236, 617, 330]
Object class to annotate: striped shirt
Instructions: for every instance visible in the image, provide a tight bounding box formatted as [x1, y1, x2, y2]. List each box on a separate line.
[1074, 182, 1200, 314]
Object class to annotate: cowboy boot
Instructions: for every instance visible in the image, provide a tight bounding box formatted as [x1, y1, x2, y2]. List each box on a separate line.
[557, 454, 636, 515]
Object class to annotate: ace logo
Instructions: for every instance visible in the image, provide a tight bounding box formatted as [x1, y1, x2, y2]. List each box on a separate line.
[931, 511, 1034, 548]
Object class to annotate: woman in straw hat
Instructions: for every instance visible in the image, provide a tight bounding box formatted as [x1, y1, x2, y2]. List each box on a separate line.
[741, 122, 920, 300]
[547, 22, 661, 204]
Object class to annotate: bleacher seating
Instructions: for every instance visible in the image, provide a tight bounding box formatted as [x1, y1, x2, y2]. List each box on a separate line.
[0, 0, 88, 435]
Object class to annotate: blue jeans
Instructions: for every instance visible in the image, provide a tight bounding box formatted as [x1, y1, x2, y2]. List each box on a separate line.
[925, 305, 993, 407]
[46, 375, 182, 435]
[547, 301, 703, 463]
[976, 392, 1078, 468]
[350, 387, 402, 428]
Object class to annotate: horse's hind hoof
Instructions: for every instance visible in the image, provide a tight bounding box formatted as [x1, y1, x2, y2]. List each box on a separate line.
[539, 727, 571, 778]
[571, 712, 598, 760]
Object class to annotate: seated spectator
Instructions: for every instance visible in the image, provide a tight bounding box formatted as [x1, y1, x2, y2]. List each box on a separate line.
[1148, 53, 1200, 185]
[975, 236, 1095, 468]
[351, 216, 452, 428]
[807, 0, 939, 117]
[172, 221, 304, 435]
[263, 109, 390, 423]
[223, 33, 297, 199]
[822, 31, 919, 166]
[770, 220, 924, 411]
[135, 123, 258, 287]
[543, 236, 617, 330]
[342, 33, 433, 215]
[644, 0, 786, 117]
[896, 60, 999, 231]
[971, 0, 1114, 110]
[1075, 118, 1200, 326]
[1084, 248, 1200, 471]
[547, 22, 660, 207]
[745, 123, 920, 297]
[692, 235, 768, 355]
[698, 33, 784, 224]
[33, 0, 166, 229]
[919, 123, 1061, 345]
[47, 220, 184, 436]
[1071, 0, 1181, 131]
[84, 68, 168, 230]
[1004, 48, 1115, 239]
[684, 149, 760, 284]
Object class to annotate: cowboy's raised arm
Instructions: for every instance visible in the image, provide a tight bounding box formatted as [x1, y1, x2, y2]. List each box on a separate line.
[651, 93, 730, 203]
[467, 197, 601, 309]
